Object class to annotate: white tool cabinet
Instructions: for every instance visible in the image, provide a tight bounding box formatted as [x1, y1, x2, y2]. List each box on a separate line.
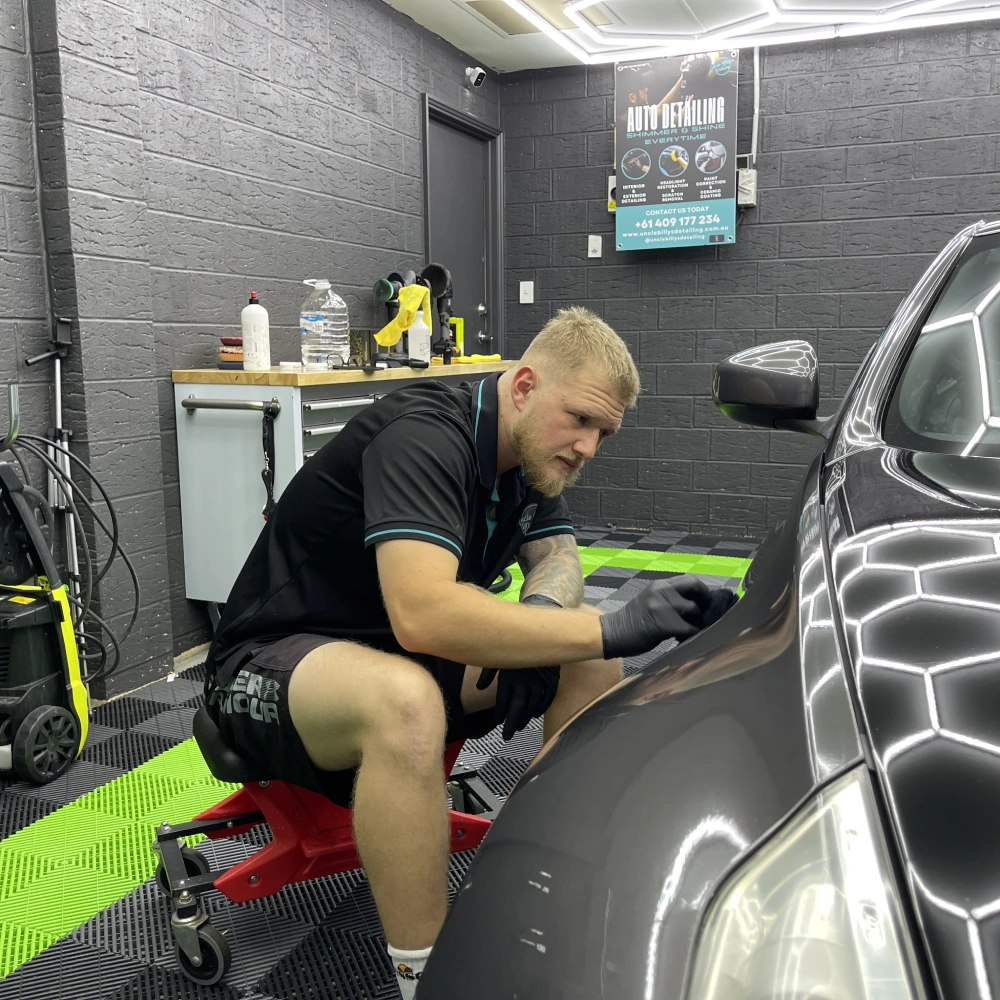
[173, 363, 511, 604]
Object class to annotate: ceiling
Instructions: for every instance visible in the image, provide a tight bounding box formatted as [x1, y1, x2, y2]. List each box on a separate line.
[383, 0, 1000, 72]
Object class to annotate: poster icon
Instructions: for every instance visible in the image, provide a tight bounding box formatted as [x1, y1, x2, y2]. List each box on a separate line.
[620, 148, 651, 180]
[695, 141, 727, 174]
[659, 145, 689, 177]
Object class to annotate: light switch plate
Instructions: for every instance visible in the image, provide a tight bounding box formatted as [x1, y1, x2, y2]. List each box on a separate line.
[587, 235, 602, 258]
[519, 280, 534, 304]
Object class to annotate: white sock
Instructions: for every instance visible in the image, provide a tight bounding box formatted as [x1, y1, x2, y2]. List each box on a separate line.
[387, 943, 432, 1000]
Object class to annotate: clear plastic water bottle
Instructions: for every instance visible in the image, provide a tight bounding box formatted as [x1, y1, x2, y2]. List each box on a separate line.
[300, 279, 350, 369]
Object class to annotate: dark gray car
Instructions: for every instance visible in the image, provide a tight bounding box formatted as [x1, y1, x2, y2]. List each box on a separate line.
[420, 220, 1000, 1000]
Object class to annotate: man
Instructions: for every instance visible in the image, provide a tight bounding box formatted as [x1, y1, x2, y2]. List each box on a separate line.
[617, 54, 719, 124]
[204, 307, 722, 997]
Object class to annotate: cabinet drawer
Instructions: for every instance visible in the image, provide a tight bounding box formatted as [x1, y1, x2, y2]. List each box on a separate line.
[301, 394, 373, 458]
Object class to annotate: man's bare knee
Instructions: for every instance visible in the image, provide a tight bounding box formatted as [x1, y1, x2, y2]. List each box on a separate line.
[365, 663, 446, 772]
[288, 642, 445, 774]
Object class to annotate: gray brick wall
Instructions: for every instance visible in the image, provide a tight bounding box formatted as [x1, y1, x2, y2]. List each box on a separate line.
[15, 0, 498, 692]
[502, 28, 1000, 536]
[140, 0, 497, 666]
[14, 4, 1000, 691]
[26, 0, 170, 697]
[0, 1, 53, 454]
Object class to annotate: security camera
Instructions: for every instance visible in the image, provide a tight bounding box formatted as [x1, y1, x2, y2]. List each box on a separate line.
[465, 66, 487, 89]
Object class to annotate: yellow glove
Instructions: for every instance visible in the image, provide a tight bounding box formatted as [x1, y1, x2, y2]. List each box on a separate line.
[374, 284, 431, 347]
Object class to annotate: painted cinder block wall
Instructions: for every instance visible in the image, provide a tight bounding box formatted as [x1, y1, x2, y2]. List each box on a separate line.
[501, 27, 1000, 535]
[3, 0, 497, 693]
[3, 3, 999, 688]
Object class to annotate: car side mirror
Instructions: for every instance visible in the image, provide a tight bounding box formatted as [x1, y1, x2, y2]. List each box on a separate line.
[713, 340, 828, 436]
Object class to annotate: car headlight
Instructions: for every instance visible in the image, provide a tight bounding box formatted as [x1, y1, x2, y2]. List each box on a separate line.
[686, 765, 924, 1000]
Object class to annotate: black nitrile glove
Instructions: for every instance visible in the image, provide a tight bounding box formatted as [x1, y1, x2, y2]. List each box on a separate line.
[702, 587, 738, 627]
[599, 575, 712, 660]
[477, 593, 562, 741]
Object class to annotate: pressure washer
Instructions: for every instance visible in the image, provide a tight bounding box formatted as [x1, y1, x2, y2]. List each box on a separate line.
[0, 352, 140, 785]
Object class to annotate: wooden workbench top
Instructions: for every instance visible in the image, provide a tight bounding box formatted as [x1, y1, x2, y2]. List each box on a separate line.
[172, 361, 514, 386]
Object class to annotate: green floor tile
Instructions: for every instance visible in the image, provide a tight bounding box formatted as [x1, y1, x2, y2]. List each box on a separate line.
[688, 555, 753, 576]
[0, 538, 757, 983]
[0, 850, 58, 904]
[496, 564, 524, 603]
[0, 803, 132, 866]
[0, 862, 137, 936]
[138, 737, 214, 781]
[137, 781, 239, 829]
[0, 739, 238, 978]
[77, 771, 193, 823]
[67, 821, 161, 885]
[0, 921, 59, 979]
[644, 552, 701, 572]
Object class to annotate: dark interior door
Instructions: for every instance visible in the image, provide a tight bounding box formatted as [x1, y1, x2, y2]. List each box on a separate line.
[428, 119, 490, 354]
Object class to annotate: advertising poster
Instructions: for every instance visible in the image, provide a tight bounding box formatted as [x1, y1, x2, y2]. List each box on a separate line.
[614, 50, 739, 251]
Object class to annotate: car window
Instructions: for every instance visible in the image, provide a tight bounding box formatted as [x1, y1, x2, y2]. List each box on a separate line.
[883, 232, 1000, 457]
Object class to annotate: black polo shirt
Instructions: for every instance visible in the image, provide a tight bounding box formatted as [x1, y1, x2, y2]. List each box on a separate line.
[207, 372, 575, 668]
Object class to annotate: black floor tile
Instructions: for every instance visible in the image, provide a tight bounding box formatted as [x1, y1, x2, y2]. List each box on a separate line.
[0, 938, 147, 1000]
[90, 697, 170, 732]
[80, 730, 176, 771]
[0, 791, 59, 839]
[102, 965, 243, 1000]
[14, 760, 124, 805]
[3, 526, 758, 1000]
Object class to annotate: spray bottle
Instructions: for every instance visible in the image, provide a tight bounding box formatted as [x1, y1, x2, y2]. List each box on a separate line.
[407, 311, 431, 366]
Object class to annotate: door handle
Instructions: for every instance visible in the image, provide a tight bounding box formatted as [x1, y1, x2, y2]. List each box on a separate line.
[478, 303, 488, 316]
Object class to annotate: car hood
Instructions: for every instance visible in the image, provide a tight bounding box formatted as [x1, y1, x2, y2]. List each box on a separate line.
[826, 446, 1000, 1000]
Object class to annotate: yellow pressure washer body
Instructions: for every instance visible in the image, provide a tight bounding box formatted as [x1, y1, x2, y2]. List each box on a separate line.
[0, 463, 88, 784]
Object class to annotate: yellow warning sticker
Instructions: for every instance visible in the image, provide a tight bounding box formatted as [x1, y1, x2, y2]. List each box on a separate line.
[8, 596, 36, 605]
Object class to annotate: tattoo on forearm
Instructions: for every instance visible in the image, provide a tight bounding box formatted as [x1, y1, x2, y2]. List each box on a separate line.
[517, 534, 584, 608]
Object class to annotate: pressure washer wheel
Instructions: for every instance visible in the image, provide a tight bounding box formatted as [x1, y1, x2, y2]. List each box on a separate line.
[155, 845, 211, 896]
[174, 923, 231, 986]
[12, 705, 78, 784]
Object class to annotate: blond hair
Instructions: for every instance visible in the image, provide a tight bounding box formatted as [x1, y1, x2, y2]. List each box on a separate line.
[521, 306, 640, 408]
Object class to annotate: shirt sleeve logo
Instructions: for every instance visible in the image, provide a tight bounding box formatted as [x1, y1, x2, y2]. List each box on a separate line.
[519, 504, 538, 535]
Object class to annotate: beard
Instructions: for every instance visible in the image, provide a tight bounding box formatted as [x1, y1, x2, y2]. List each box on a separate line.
[512, 409, 583, 498]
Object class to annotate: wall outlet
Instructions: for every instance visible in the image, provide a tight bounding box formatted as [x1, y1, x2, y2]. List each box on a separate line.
[519, 280, 534, 304]
[737, 167, 758, 207]
[588, 235, 602, 258]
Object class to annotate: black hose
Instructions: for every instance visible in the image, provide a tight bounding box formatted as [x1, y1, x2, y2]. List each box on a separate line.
[9, 440, 93, 628]
[10, 440, 141, 682]
[1, 446, 33, 487]
[77, 630, 108, 676]
[488, 567, 513, 594]
[66, 596, 121, 683]
[21, 434, 141, 644]
[21, 435, 120, 582]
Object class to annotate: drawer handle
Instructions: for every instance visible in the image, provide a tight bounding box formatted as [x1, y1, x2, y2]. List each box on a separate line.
[303, 398, 373, 412]
[183, 396, 280, 416]
[303, 422, 347, 436]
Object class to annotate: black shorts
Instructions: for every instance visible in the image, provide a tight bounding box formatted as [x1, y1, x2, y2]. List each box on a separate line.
[205, 634, 497, 808]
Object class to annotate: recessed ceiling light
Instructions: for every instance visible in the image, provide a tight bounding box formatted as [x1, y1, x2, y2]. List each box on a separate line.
[497, 0, 1000, 64]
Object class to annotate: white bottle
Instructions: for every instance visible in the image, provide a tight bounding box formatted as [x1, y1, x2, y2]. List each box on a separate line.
[408, 311, 431, 365]
[241, 291, 271, 371]
[300, 279, 350, 369]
